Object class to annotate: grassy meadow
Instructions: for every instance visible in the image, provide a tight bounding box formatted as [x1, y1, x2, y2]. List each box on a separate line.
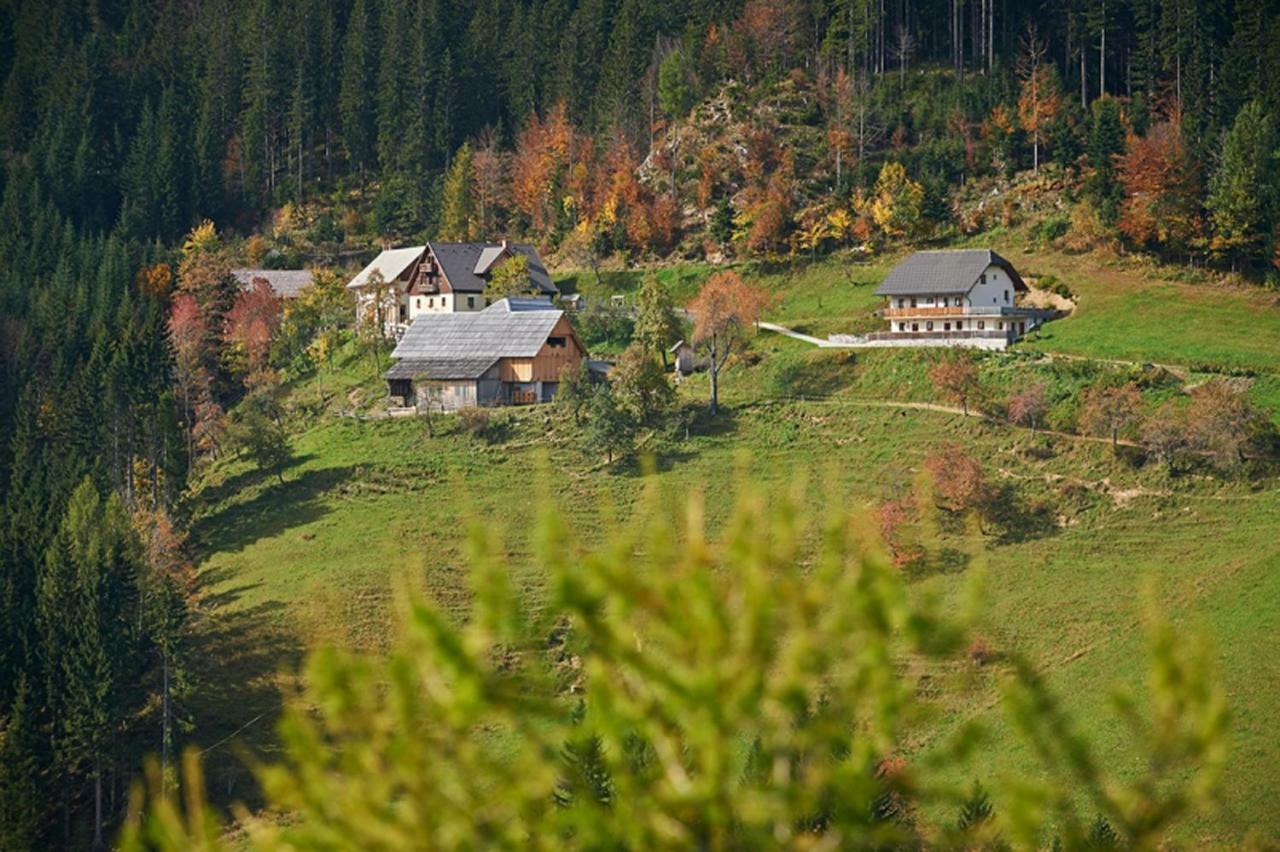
[186, 243, 1280, 844]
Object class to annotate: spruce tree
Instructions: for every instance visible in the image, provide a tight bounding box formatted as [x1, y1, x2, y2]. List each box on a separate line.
[338, 0, 377, 189]
[439, 142, 475, 240]
[1207, 101, 1278, 267]
[0, 675, 45, 850]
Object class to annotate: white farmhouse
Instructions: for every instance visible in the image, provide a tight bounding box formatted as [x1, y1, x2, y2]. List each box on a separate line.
[867, 249, 1053, 350]
[346, 241, 558, 337]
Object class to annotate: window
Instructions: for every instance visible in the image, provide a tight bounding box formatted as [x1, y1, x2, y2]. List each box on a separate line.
[978, 320, 985, 330]
[1004, 290, 1010, 303]
[911, 323, 919, 332]
[979, 273, 986, 284]
[943, 322, 951, 331]
[415, 298, 421, 309]
[926, 321, 934, 331]
[998, 321, 1004, 330]
[467, 296, 476, 308]
[898, 298, 905, 308]
[428, 298, 434, 308]
[910, 297, 917, 308]
[398, 304, 407, 322]
[548, 336, 566, 348]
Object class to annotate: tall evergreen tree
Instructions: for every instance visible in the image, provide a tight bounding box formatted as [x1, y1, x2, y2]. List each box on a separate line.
[339, 0, 377, 189]
[1207, 101, 1278, 267]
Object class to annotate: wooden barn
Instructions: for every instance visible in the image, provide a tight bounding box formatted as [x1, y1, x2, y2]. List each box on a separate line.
[385, 297, 586, 411]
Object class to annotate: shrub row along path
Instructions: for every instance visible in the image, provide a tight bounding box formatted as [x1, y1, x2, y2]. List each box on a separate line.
[761, 395, 1143, 449]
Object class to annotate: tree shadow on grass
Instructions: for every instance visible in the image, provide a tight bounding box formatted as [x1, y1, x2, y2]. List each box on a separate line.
[190, 464, 354, 559]
[900, 547, 972, 582]
[685, 404, 739, 439]
[766, 351, 858, 399]
[984, 483, 1061, 545]
[185, 584, 306, 815]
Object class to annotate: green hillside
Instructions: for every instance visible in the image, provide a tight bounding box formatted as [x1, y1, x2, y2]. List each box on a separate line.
[186, 247, 1280, 845]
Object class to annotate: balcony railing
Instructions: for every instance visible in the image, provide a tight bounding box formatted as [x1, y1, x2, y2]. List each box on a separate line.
[864, 329, 1012, 342]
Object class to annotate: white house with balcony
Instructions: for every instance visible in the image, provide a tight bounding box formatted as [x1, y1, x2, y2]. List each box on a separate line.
[346, 241, 558, 338]
[854, 249, 1053, 350]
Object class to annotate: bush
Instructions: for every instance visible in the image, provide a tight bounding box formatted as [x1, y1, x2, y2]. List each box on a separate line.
[123, 479, 1228, 851]
[456, 406, 496, 440]
[1031, 214, 1070, 245]
[307, 213, 344, 245]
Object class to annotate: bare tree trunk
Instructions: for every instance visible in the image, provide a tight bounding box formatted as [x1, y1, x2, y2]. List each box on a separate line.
[1099, 0, 1106, 96]
[708, 335, 719, 414]
[93, 762, 104, 849]
[1080, 41, 1087, 107]
[161, 647, 171, 796]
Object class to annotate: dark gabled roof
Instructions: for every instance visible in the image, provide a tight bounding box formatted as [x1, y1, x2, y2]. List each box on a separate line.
[428, 242, 557, 295]
[232, 268, 313, 298]
[384, 357, 498, 380]
[390, 297, 569, 362]
[874, 249, 1026, 297]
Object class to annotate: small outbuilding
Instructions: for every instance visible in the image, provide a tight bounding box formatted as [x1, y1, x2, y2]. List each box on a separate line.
[668, 339, 707, 376]
[385, 297, 586, 411]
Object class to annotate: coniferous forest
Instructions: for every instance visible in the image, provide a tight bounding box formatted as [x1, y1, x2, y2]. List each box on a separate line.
[2, 0, 1280, 848]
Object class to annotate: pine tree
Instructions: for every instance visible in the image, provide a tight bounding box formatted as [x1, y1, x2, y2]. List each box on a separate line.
[39, 480, 144, 848]
[1084, 96, 1126, 224]
[633, 273, 682, 367]
[339, 0, 377, 189]
[0, 674, 45, 850]
[439, 142, 476, 240]
[1207, 101, 1278, 267]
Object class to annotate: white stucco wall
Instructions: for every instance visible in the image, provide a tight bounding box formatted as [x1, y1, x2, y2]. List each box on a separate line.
[407, 292, 488, 319]
[965, 263, 1014, 307]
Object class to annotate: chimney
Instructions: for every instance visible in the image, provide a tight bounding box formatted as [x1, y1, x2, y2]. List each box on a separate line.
[501, 238, 508, 250]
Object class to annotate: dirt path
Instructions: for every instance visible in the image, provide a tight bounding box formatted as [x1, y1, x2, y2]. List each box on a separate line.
[758, 321, 860, 348]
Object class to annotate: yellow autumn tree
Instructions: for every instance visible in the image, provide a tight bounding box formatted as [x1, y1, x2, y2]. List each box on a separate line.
[870, 162, 924, 240]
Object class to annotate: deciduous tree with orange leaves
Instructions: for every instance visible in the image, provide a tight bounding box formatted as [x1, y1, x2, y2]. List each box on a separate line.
[1079, 382, 1143, 451]
[1016, 25, 1060, 173]
[928, 352, 981, 416]
[510, 102, 576, 236]
[923, 443, 990, 515]
[688, 270, 768, 413]
[1117, 114, 1201, 254]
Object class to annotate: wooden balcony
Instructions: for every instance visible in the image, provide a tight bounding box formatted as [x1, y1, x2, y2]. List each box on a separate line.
[884, 305, 968, 318]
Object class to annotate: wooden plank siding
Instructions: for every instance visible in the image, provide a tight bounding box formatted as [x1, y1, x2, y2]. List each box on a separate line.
[499, 315, 584, 383]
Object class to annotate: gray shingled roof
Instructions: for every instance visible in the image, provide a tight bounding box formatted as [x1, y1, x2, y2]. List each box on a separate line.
[232, 269, 313, 298]
[390, 298, 566, 361]
[874, 249, 1026, 297]
[384, 357, 498, 380]
[429, 242, 557, 295]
